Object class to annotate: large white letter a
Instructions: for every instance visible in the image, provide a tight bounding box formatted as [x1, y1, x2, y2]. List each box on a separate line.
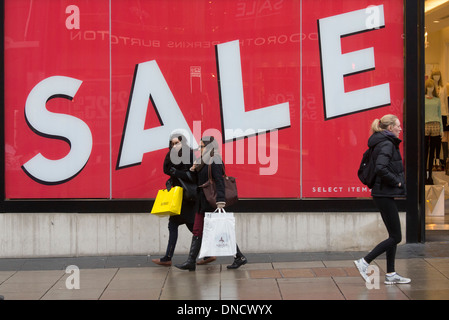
[117, 61, 197, 169]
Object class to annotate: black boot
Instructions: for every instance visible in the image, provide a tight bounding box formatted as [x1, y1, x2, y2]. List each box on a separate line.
[175, 236, 201, 271]
[227, 244, 247, 269]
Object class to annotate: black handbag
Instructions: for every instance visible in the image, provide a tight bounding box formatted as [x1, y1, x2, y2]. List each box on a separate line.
[178, 171, 198, 202]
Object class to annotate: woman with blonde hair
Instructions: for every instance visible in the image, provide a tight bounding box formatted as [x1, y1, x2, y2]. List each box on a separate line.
[354, 114, 410, 285]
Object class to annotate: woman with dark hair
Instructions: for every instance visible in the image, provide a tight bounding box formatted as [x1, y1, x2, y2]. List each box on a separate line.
[175, 136, 247, 271]
[152, 134, 197, 266]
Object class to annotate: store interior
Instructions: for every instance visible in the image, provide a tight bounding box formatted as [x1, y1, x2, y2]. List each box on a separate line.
[425, 0, 449, 239]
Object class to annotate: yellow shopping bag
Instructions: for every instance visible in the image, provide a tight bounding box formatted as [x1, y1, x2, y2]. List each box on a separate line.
[151, 186, 183, 216]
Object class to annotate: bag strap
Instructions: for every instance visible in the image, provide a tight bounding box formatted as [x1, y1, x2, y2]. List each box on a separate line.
[207, 164, 212, 182]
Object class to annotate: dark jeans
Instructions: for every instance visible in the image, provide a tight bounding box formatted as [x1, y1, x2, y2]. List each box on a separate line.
[165, 220, 194, 259]
[364, 197, 402, 273]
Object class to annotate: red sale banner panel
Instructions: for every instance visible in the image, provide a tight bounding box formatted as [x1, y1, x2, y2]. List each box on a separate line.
[3, 0, 404, 199]
[109, 0, 301, 198]
[4, 0, 111, 198]
[301, 0, 404, 197]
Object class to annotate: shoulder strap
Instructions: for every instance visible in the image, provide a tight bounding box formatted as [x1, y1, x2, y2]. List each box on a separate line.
[207, 163, 212, 181]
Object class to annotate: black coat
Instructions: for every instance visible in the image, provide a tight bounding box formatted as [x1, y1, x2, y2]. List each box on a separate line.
[163, 149, 197, 224]
[197, 158, 226, 213]
[368, 131, 406, 198]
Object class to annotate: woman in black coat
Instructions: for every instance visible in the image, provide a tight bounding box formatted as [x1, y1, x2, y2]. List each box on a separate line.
[354, 115, 410, 285]
[175, 136, 247, 271]
[152, 134, 197, 266]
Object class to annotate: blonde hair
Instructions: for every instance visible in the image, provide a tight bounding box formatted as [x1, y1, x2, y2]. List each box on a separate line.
[371, 114, 399, 134]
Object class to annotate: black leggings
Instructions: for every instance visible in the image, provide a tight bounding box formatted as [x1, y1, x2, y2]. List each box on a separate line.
[364, 197, 402, 273]
[425, 135, 441, 176]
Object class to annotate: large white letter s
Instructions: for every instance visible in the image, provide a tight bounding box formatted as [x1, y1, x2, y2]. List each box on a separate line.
[22, 76, 93, 184]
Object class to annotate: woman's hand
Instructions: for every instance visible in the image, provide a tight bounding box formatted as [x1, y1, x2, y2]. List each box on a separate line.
[216, 202, 226, 209]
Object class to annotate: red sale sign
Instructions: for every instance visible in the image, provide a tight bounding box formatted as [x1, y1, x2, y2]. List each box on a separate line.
[3, 0, 404, 199]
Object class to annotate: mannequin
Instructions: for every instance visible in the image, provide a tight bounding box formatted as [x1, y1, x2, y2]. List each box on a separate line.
[425, 78, 443, 184]
[431, 69, 448, 170]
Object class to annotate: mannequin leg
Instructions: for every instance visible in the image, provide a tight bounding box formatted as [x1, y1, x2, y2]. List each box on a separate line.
[425, 135, 430, 183]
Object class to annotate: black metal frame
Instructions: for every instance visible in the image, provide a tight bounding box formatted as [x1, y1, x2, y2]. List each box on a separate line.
[0, 1, 424, 242]
[404, 0, 425, 243]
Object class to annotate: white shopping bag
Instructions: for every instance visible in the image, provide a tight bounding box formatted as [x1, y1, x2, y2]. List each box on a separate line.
[198, 208, 237, 258]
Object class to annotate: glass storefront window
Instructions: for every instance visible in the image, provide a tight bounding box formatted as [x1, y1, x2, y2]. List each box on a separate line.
[3, 0, 404, 200]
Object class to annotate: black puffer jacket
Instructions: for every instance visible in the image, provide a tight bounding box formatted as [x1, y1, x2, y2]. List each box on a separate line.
[368, 131, 406, 198]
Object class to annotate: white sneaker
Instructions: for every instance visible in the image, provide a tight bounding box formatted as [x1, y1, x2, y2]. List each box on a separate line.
[354, 258, 370, 282]
[384, 273, 411, 284]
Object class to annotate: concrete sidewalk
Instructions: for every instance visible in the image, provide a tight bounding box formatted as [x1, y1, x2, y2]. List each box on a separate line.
[0, 242, 449, 300]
